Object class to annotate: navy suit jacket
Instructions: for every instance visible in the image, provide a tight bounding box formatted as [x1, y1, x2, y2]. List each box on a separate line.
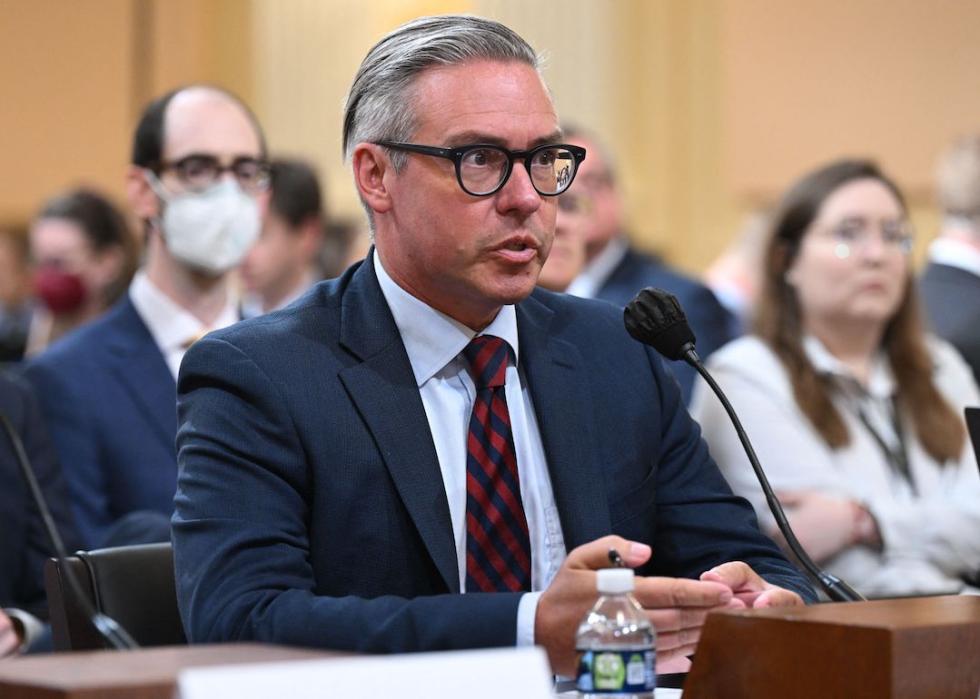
[0, 372, 78, 618]
[173, 253, 813, 653]
[920, 262, 980, 385]
[595, 246, 737, 402]
[24, 296, 177, 548]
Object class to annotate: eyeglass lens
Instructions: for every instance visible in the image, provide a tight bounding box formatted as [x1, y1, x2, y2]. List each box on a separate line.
[829, 219, 913, 258]
[459, 146, 578, 196]
[168, 155, 270, 193]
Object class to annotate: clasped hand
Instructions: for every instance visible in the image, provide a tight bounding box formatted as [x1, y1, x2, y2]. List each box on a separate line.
[535, 535, 804, 676]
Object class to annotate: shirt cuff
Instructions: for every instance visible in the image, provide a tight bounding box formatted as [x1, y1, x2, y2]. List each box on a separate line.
[515, 591, 543, 647]
[4, 608, 43, 654]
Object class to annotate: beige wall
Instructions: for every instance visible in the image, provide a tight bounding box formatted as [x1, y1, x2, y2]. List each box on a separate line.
[3, 1, 978, 272]
[0, 0, 251, 225]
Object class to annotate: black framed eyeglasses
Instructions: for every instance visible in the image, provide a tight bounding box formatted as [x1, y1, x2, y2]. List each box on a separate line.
[156, 154, 271, 195]
[376, 141, 587, 197]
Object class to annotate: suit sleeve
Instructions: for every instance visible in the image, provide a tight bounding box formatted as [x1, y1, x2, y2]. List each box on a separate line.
[24, 360, 109, 549]
[173, 336, 523, 652]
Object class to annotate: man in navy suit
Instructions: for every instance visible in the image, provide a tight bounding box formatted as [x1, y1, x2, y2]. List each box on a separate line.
[563, 128, 736, 403]
[920, 134, 980, 384]
[25, 86, 269, 548]
[1, 372, 78, 655]
[173, 15, 812, 675]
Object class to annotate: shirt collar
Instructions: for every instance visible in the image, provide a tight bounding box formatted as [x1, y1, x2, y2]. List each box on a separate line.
[373, 253, 519, 387]
[566, 236, 628, 299]
[129, 270, 238, 353]
[802, 334, 894, 398]
[928, 235, 980, 278]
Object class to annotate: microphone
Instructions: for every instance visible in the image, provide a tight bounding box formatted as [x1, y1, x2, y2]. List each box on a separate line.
[0, 413, 139, 649]
[624, 288, 864, 603]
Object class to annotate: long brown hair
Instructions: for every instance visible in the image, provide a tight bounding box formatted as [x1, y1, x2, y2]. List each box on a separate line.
[754, 159, 964, 462]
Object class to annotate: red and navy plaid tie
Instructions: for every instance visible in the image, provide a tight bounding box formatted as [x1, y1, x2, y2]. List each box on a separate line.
[462, 335, 532, 593]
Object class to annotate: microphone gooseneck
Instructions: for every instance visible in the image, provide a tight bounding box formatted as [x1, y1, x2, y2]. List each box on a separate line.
[0, 413, 139, 649]
[624, 288, 864, 603]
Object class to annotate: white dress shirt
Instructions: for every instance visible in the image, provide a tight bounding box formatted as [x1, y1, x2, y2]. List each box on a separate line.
[566, 236, 628, 299]
[928, 235, 980, 278]
[129, 271, 240, 380]
[691, 334, 980, 597]
[374, 254, 567, 646]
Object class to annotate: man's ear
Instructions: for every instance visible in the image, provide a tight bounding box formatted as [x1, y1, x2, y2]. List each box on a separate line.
[351, 144, 393, 216]
[126, 166, 160, 222]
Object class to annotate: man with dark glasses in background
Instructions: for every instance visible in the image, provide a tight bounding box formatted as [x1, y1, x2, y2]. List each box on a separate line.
[26, 86, 269, 549]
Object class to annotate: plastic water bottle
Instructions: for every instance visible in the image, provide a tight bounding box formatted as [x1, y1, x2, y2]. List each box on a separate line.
[575, 568, 655, 698]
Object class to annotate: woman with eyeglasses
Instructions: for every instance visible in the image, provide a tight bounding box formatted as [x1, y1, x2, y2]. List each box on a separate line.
[691, 159, 980, 597]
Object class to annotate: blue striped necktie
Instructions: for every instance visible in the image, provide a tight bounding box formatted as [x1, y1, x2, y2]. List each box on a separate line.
[461, 335, 532, 593]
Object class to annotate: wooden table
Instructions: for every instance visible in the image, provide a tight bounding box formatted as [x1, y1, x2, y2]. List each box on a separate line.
[0, 643, 334, 699]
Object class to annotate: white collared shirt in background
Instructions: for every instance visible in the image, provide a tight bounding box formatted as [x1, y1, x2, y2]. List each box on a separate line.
[129, 271, 240, 380]
[566, 236, 628, 299]
[374, 254, 566, 647]
[928, 235, 980, 278]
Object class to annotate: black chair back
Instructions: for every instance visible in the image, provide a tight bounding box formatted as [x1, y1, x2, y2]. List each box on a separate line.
[44, 542, 186, 650]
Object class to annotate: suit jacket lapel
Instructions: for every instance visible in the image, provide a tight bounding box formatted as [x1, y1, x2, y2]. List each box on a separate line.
[105, 298, 178, 453]
[517, 294, 611, 550]
[337, 254, 458, 592]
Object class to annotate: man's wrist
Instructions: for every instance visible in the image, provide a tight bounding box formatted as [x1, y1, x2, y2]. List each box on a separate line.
[516, 591, 543, 647]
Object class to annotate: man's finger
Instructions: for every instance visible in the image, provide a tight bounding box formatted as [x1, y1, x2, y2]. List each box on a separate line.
[644, 606, 715, 634]
[565, 535, 652, 570]
[700, 561, 763, 591]
[634, 575, 733, 609]
[0, 625, 19, 658]
[652, 624, 704, 652]
[655, 642, 699, 673]
[753, 588, 804, 608]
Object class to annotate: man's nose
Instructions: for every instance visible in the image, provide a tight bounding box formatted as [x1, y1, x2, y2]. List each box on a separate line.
[495, 162, 541, 215]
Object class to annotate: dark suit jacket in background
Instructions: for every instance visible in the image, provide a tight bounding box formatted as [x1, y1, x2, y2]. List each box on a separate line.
[0, 372, 78, 619]
[173, 253, 814, 654]
[595, 246, 737, 402]
[920, 262, 980, 384]
[24, 296, 178, 549]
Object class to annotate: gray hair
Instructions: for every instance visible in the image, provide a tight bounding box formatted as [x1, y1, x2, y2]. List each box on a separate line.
[342, 14, 541, 168]
[937, 134, 980, 224]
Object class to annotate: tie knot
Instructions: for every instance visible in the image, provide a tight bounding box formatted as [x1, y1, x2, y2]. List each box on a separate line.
[463, 335, 510, 388]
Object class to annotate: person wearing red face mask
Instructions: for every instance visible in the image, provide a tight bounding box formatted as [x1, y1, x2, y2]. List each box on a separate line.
[26, 189, 137, 355]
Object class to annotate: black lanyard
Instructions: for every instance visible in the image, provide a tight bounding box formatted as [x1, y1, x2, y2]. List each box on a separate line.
[853, 396, 917, 496]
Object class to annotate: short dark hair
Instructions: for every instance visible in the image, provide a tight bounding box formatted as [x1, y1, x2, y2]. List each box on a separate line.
[36, 188, 131, 253]
[269, 158, 324, 230]
[35, 187, 139, 304]
[131, 85, 267, 170]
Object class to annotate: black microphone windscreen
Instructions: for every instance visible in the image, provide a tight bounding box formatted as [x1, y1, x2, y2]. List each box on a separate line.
[624, 288, 697, 361]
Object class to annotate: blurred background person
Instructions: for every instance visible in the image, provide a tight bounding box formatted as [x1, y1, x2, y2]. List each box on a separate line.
[703, 209, 771, 335]
[319, 216, 371, 279]
[25, 86, 268, 549]
[0, 225, 33, 364]
[240, 158, 324, 318]
[562, 125, 736, 402]
[1, 371, 79, 655]
[26, 188, 138, 355]
[920, 134, 980, 384]
[536, 191, 589, 293]
[692, 159, 980, 598]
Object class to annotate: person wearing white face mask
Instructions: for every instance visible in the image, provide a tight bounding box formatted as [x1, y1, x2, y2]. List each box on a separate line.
[25, 85, 269, 549]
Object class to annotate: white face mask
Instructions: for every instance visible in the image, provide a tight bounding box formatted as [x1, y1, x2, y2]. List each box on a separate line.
[147, 173, 260, 275]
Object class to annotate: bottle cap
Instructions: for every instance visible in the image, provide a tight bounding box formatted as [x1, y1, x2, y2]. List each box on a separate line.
[596, 567, 635, 594]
